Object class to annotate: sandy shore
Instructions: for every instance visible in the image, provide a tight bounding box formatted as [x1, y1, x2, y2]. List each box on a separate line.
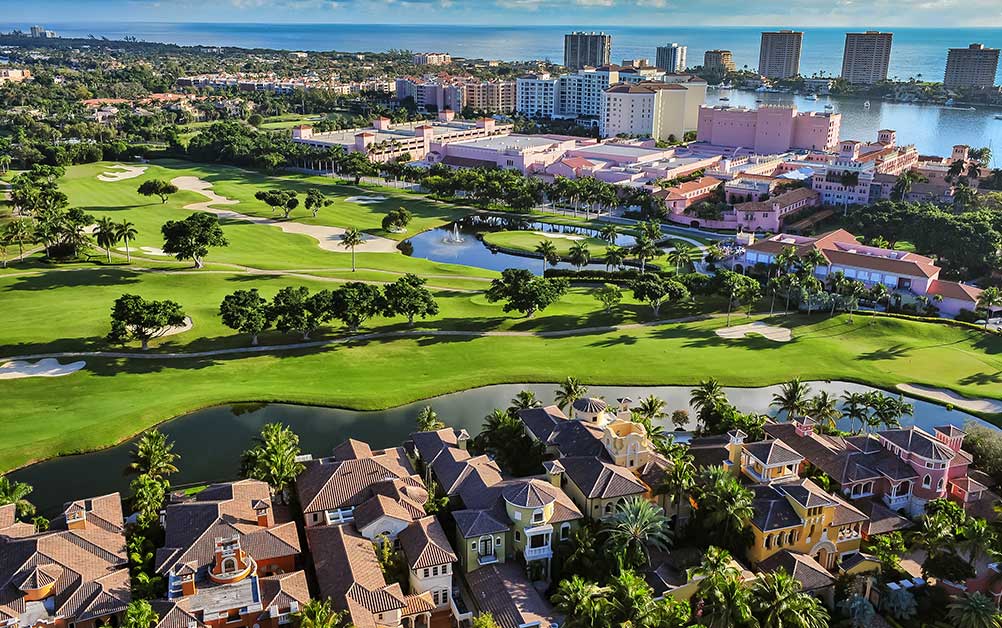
[171, 176, 399, 253]
[896, 384, 1002, 414]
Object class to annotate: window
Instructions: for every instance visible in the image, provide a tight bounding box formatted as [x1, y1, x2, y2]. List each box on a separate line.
[423, 568, 430, 578]
[532, 510, 544, 524]
[515, 530, 521, 542]
[560, 524, 570, 541]
[432, 566, 439, 576]
[937, 478, 945, 491]
[922, 475, 931, 489]
[433, 591, 440, 605]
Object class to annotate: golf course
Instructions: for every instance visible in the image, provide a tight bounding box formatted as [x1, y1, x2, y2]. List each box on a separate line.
[2, 160, 1001, 474]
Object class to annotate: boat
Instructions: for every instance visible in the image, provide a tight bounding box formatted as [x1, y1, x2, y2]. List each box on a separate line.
[805, 94, 818, 101]
[863, 100, 870, 108]
[995, 115, 1002, 120]
[945, 98, 955, 106]
[719, 97, 730, 102]
[824, 103, 834, 110]
[755, 98, 764, 103]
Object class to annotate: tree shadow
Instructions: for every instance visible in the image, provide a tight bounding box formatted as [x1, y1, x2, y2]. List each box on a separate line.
[857, 344, 912, 361]
[588, 334, 639, 348]
[959, 371, 1002, 386]
[2, 268, 142, 291]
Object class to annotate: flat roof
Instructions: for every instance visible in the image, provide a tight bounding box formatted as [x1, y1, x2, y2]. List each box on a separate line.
[301, 119, 493, 146]
[450, 134, 558, 152]
[571, 143, 667, 159]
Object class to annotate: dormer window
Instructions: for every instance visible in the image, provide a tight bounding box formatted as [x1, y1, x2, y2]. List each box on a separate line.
[532, 510, 544, 524]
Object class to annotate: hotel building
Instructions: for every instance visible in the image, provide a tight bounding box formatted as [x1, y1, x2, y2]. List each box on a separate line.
[656, 43, 687, 73]
[564, 32, 611, 71]
[696, 105, 841, 154]
[600, 79, 705, 142]
[944, 43, 1000, 89]
[703, 49, 736, 73]
[841, 32, 893, 85]
[516, 73, 559, 119]
[759, 31, 804, 79]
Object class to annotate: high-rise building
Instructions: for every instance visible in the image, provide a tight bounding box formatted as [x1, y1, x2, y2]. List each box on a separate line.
[703, 50, 736, 73]
[563, 32, 611, 71]
[758, 31, 803, 79]
[841, 32, 893, 85]
[656, 43, 687, 72]
[944, 43, 1000, 89]
[516, 73, 559, 118]
[600, 76, 706, 142]
[30, 25, 57, 38]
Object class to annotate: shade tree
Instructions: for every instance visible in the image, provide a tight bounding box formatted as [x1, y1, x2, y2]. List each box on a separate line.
[382, 273, 439, 326]
[161, 212, 228, 268]
[304, 188, 333, 217]
[220, 288, 272, 345]
[485, 268, 569, 318]
[255, 189, 300, 219]
[630, 274, 689, 316]
[137, 179, 178, 204]
[107, 294, 186, 350]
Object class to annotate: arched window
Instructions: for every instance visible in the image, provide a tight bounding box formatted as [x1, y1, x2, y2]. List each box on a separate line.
[922, 475, 931, 489]
[937, 478, 944, 492]
[221, 558, 237, 574]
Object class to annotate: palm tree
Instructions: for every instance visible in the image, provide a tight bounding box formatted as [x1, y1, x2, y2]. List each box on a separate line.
[295, 599, 347, 628]
[604, 245, 624, 271]
[692, 545, 740, 586]
[665, 242, 695, 274]
[752, 568, 829, 628]
[801, 275, 823, 315]
[508, 390, 541, 412]
[800, 248, 828, 275]
[869, 282, 890, 311]
[690, 379, 726, 415]
[892, 170, 928, 201]
[631, 234, 659, 274]
[658, 447, 696, 534]
[0, 476, 36, 519]
[775, 245, 798, 275]
[4, 219, 33, 261]
[607, 569, 661, 627]
[636, 395, 667, 424]
[94, 216, 120, 263]
[947, 592, 1001, 628]
[692, 466, 754, 552]
[568, 242, 591, 270]
[605, 497, 673, 568]
[415, 405, 445, 431]
[555, 377, 587, 416]
[0, 154, 11, 174]
[600, 224, 619, 244]
[117, 220, 138, 263]
[978, 287, 1002, 327]
[122, 599, 159, 628]
[700, 571, 756, 628]
[840, 391, 870, 435]
[535, 240, 559, 274]
[240, 423, 305, 501]
[339, 227, 364, 272]
[551, 576, 611, 628]
[807, 391, 840, 431]
[126, 429, 180, 483]
[960, 517, 996, 567]
[771, 379, 812, 421]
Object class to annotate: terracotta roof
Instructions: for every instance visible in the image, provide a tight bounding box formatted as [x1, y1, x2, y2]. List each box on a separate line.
[559, 157, 595, 169]
[399, 517, 457, 569]
[334, 438, 374, 459]
[927, 279, 983, 302]
[296, 446, 419, 515]
[758, 550, 834, 591]
[743, 440, 804, 466]
[403, 593, 436, 615]
[258, 571, 310, 614]
[560, 457, 647, 499]
[734, 187, 818, 213]
[353, 494, 418, 531]
[465, 563, 562, 628]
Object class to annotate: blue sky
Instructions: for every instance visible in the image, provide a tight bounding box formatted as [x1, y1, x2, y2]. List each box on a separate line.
[6, 0, 1002, 27]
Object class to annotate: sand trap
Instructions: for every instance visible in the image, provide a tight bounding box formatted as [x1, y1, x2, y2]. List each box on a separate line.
[896, 384, 1002, 414]
[171, 177, 399, 253]
[716, 322, 792, 342]
[345, 195, 388, 205]
[134, 316, 193, 339]
[532, 231, 586, 241]
[98, 164, 148, 182]
[0, 358, 86, 380]
[118, 246, 170, 257]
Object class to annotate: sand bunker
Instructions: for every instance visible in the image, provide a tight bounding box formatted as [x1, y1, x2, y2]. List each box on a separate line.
[118, 246, 170, 257]
[0, 358, 86, 380]
[896, 384, 1002, 414]
[533, 231, 586, 241]
[170, 177, 398, 253]
[98, 164, 148, 182]
[346, 195, 388, 205]
[716, 322, 792, 343]
[157, 317, 193, 338]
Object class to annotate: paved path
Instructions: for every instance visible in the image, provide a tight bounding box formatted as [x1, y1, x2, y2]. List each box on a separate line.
[171, 176, 400, 253]
[896, 383, 1002, 414]
[0, 315, 712, 364]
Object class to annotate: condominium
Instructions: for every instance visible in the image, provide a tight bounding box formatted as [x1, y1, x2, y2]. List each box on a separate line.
[557, 65, 621, 118]
[564, 32, 611, 71]
[516, 73, 559, 118]
[841, 32, 893, 85]
[944, 43, 1000, 89]
[464, 79, 517, 113]
[656, 43, 687, 73]
[696, 105, 841, 153]
[758, 31, 803, 79]
[600, 78, 706, 142]
[395, 76, 516, 113]
[413, 52, 452, 66]
[704, 49, 736, 73]
[30, 25, 57, 38]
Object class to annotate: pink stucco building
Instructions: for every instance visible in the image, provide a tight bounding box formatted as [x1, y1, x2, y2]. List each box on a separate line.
[696, 105, 841, 154]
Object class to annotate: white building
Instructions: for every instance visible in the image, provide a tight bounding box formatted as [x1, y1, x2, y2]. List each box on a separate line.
[516, 73, 560, 119]
[841, 32, 893, 85]
[600, 80, 704, 142]
[656, 44, 687, 73]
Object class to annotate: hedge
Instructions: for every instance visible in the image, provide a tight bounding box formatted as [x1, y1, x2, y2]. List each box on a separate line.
[852, 309, 1001, 335]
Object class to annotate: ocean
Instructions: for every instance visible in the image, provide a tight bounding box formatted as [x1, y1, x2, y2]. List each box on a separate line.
[6, 22, 1002, 84]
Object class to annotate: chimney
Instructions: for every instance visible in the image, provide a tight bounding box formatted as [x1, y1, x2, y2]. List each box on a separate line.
[253, 499, 271, 527]
[726, 430, 746, 472]
[794, 418, 815, 437]
[438, 109, 455, 122]
[373, 116, 392, 131]
[65, 506, 87, 531]
[457, 429, 470, 451]
[177, 565, 197, 597]
[476, 117, 496, 132]
[355, 132, 375, 151]
[543, 460, 564, 488]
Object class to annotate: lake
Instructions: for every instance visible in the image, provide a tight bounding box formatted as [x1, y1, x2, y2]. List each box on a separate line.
[11, 380, 990, 515]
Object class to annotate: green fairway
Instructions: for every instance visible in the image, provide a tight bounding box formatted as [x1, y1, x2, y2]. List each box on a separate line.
[2, 159, 1001, 474]
[1, 313, 1000, 472]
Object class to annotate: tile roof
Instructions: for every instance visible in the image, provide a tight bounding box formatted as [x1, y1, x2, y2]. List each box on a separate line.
[297, 445, 420, 515]
[502, 482, 556, 509]
[750, 485, 803, 532]
[926, 279, 983, 302]
[758, 550, 834, 591]
[465, 563, 562, 628]
[572, 397, 608, 414]
[743, 440, 804, 466]
[409, 428, 462, 466]
[258, 571, 310, 613]
[560, 457, 647, 499]
[856, 500, 913, 536]
[687, 434, 733, 469]
[879, 428, 956, 462]
[353, 495, 419, 531]
[734, 187, 818, 213]
[452, 509, 510, 538]
[517, 406, 566, 442]
[307, 525, 406, 628]
[399, 517, 457, 570]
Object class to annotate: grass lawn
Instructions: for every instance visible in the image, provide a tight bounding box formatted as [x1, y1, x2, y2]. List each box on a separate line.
[1, 313, 1000, 472]
[482, 230, 611, 258]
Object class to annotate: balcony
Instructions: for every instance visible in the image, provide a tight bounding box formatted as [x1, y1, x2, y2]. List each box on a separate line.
[477, 554, 498, 566]
[524, 546, 553, 561]
[883, 493, 910, 510]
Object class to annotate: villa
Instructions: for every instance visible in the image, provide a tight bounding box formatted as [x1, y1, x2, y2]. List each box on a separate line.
[738, 228, 984, 317]
[0, 495, 130, 628]
[153, 480, 309, 628]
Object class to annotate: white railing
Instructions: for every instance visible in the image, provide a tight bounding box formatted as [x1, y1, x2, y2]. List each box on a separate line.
[883, 493, 910, 509]
[524, 546, 553, 560]
[477, 554, 499, 566]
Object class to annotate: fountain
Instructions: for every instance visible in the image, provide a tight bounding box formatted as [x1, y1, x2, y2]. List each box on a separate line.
[443, 222, 464, 244]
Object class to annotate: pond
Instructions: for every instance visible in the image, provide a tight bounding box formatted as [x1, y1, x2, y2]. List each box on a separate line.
[11, 380, 991, 515]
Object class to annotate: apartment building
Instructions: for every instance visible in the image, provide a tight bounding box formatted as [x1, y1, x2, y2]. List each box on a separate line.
[696, 105, 841, 153]
[516, 73, 559, 118]
[944, 43, 1000, 89]
[656, 43, 687, 72]
[704, 49, 736, 73]
[558, 66, 621, 118]
[463, 79, 517, 113]
[759, 31, 804, 79]
[600, 76, 706, 142]
[564, 32, 611, 71]
[0, 69, 31, 84]
[413, 52, 452, 66]
[395, 76, 516, 113]
[841, 32, 893, 85]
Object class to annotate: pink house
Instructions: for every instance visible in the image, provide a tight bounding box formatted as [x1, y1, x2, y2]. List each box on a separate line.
[696, 105, 841, 154]
[654, 176, 722, 213]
